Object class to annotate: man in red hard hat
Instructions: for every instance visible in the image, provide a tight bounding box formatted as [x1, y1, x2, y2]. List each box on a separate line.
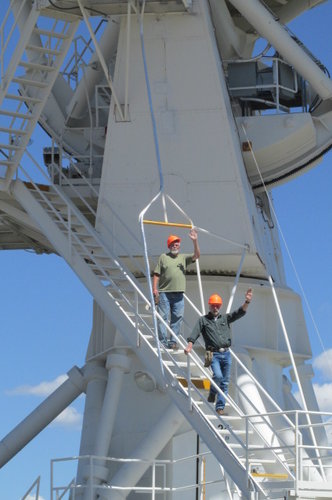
[153, 228, 200, 349]
[184, 288, 253, 415]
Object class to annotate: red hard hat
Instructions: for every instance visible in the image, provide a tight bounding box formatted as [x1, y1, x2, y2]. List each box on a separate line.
[208, 294, 223, 306]
[167, 234, 181, 248]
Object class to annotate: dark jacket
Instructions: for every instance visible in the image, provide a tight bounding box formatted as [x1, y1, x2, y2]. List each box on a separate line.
[187, 307, 246, 350]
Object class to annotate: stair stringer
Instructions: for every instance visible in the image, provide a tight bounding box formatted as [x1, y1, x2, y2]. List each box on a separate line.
[11, 178, 261, 499]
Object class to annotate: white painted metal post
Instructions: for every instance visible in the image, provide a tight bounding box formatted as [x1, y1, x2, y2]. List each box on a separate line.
[195, 258, 205, 315]
[226, 246, 247, 314]
[295, 411, 299, 497]
[152, 460, 156, 500]
[187, 354, 192, 412]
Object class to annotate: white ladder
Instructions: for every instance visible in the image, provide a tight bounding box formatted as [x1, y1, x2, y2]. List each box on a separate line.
[0, 1, 79, 188]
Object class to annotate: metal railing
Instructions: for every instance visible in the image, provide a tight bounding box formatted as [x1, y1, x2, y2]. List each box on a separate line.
[50, 416, 332, 499]
[225, 56, 304, 113]
[61, 20, 106, 89]
[51, 452, 224, 500]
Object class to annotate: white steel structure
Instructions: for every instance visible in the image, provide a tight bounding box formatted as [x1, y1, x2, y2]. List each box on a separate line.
[0, 0, 332, 498]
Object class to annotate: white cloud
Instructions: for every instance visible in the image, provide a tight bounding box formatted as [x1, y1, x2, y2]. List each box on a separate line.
[6, 374, 83, 428]
[52, 406, 82, 428]
[293, 383, 332, 445]
[313, 383, 332, 413]
[7, 374, 68, 397]
[313, 349, 332, 380]
[25, 496, 46, 500]
[293, 383, 332, 413]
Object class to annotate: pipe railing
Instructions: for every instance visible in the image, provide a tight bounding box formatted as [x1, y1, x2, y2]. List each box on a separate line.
[51, 420, 332, 500]
[225, 56, 303, 113]
[51, 452, 228, 500]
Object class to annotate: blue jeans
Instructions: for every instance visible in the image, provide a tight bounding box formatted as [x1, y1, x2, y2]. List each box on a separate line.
[210, 351, 231, 410]
[158, 292, 184, 347]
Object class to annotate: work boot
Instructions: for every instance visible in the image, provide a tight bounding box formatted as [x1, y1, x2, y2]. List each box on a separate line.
[168, 342, 179, 351]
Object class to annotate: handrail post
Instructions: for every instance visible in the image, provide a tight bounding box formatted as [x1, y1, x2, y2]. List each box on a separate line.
[226, 245, 247, 314]
[187, 354, 192, 411]
[195, 257, 205, 314]
[51, 459, 54, 500]
[295, 411, 299, 496]
[152, 460, 156, 500]
[89, 455, 93, 500]
[135, 289, 140, 347]
[245, 415, 249, 487]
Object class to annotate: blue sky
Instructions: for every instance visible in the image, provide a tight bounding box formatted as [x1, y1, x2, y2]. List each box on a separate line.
[0, 1, 332, 498]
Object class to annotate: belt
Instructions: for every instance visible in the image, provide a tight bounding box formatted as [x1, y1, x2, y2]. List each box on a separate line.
[210, 347, 229, 353]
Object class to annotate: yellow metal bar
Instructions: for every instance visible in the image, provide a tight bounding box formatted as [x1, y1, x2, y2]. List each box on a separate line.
[177, 377, 210, 390]
[251, 472, 289, 479]
[143, 220, 192, 228]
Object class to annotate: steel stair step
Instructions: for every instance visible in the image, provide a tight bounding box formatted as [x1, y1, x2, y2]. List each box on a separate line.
[0, 143, 22, 151]
[19, 61, 56, 72]
[0, 109, 33, 119]
[5, 94, 43, 104]
[177, 376, 210, 390]
[12, 77, 49, 88]
[26, 44, 62, 56]
[218, 428, 252, 436]
[0, 160, 14, 166]
[0, 127, 27, 135]
[33, 28, 70, 39]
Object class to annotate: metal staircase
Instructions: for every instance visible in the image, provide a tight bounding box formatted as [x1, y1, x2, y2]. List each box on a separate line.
[10, 168, 331, 499]
[0, 1, 79, 189]
[1, 4, 331, 498]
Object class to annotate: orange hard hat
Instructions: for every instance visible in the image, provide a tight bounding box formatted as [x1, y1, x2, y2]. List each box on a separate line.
[167, 234, 181, 248]
[208, 294, 223, 306]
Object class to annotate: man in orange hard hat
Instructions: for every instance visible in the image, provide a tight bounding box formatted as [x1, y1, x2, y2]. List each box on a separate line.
[153, 228, 200, 349]
[184, 288, 253, 415]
